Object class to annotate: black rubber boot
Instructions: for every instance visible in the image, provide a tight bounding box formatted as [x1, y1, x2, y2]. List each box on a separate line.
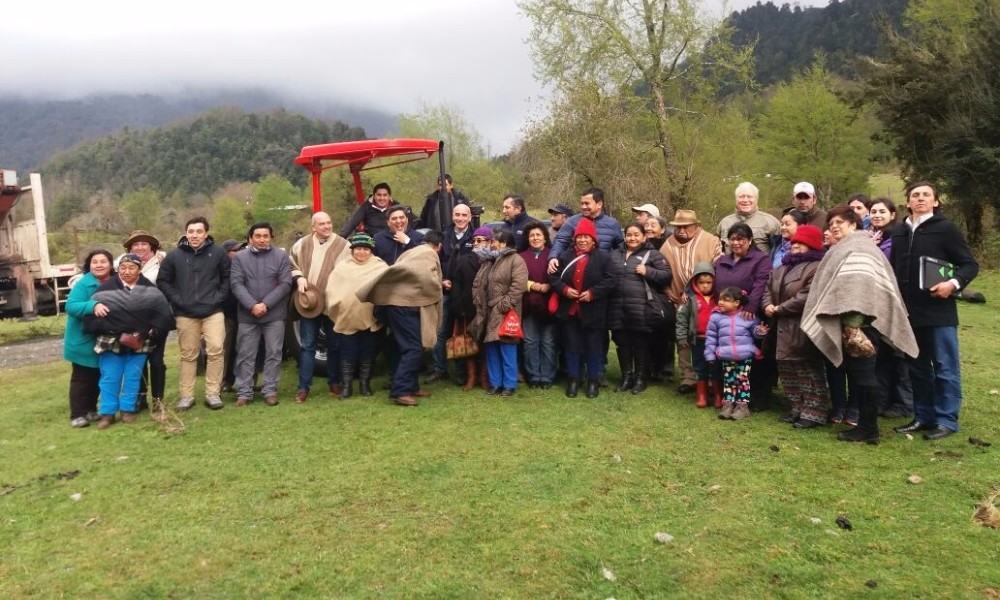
[340, 360, 356, 399]
[586, 379, 600, 398]
[617, 372, 635, 392]
[631, 351, 648, 394]
[358, 360, 373, 397]
[566, 379, 579, 398]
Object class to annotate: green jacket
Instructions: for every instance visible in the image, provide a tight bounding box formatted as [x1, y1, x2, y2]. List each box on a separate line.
[63, 272, 101, 368]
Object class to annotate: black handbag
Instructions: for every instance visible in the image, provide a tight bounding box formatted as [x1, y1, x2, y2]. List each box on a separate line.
[639, 251, 675, 329]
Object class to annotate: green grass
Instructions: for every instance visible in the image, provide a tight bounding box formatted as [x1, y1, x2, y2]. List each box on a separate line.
[2, 274, 999, 598]
[867, 172, 906, 201]
[0, 314, 66, 345]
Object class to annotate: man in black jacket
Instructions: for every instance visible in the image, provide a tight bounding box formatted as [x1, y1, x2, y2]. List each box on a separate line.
[499, 194, 539, 252]
[157, 216, 231, 412]
[890, 182, 979, 440]
[428, 203, 475, 383]
[418, 174, 469, 232]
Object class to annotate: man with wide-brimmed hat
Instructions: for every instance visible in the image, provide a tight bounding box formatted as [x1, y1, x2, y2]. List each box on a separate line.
[659, 209, 722, 393]
[118, 229, 169, 410]
[288, 211, 351, 403]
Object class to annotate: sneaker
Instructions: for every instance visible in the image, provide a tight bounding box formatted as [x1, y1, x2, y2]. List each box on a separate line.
[85, 411, 101, 423]
[71, 417, 89, 428]
[204, 396, 224, 410]
[730, 402, 751, 420]
[176, 397, 195, 412]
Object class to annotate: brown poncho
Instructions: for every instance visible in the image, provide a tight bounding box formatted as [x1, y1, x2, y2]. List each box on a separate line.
[355, 244, 443, 349]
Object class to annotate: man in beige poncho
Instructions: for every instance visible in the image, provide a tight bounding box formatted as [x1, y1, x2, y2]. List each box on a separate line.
[356, 243, 443, 406]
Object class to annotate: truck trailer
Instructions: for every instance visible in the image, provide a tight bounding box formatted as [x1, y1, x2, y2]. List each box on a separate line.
[0, 170, 78, 319]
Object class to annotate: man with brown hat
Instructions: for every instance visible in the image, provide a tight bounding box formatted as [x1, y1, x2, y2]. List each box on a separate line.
[118, 230, 168, 409]
[660, 209, 722, 393]
[288, 211, 351, 402]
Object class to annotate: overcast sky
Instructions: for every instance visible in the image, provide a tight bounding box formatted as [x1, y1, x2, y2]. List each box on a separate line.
[5, 0, 825, 154]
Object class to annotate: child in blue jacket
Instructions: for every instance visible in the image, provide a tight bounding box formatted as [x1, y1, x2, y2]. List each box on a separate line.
[704, 286, 766, 420]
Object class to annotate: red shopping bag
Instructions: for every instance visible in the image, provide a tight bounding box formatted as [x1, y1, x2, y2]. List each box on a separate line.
[498, 309, 524, 340]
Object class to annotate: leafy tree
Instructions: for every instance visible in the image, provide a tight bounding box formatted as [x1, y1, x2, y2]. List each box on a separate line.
[211, 196, 251, 243]
[756, 62, 874, 203]
[119, 188, 162, 232]
[864, 0, 1000, 244]
[250, 175, 305, 237]
[382, 103, 515, 220]
[520, 0, 754, 210]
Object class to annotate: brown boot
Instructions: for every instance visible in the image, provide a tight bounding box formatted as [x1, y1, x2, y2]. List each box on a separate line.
[463, 361, 478, 391]
[695, 381, 709, 408]
[731, 402, 751, 420]
[480, 359, 489, 391]
[718, 402, 734, 420]
[712, 381, 724, 409]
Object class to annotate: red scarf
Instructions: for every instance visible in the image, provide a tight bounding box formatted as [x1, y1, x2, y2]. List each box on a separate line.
[568, 248, 591, 318]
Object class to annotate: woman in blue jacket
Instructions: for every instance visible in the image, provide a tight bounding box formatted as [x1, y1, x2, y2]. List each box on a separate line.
[63, 249, 115, 428]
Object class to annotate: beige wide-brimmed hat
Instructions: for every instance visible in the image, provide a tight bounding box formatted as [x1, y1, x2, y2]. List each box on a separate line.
[122, 230, 161, 251]
[668, 209, 700, 226]
[293, 282, 324, 319]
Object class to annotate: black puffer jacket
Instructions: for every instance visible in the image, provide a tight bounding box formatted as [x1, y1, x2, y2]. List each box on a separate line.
[607, 244, 672, 332]
[157, 236, 230, 319]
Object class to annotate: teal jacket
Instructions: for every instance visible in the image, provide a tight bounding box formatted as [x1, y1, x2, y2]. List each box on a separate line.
[63, 272, 102, 368]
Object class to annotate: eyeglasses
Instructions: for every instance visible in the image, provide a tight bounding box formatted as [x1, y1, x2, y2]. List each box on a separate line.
[473, 237, 489, 243]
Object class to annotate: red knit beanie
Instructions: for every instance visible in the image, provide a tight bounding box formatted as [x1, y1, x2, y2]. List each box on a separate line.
[790, 224, 824, 251]
[574, 217, 598, 242]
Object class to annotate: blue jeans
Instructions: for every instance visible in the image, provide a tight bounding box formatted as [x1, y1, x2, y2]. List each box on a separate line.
[908, 326, 963, 431]
[522, 313, 557, 384]
[431, 296, 453, 375]
[298, 316, 338, 391]
[485, 341, 519, 389]
[386, 306, 422, 398]
[98, 351, 148, 415]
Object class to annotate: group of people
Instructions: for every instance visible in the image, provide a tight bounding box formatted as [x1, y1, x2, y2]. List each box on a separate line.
[62, 175, 979, 445]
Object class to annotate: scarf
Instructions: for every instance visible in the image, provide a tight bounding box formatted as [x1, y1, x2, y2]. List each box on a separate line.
[568, 248, 591, 318]
[781, 249, 825, 267]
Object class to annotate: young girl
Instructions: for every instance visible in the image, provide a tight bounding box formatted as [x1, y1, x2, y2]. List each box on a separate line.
[704, 286, 764, 420]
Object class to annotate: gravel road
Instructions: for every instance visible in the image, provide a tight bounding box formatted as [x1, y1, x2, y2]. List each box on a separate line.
[0, 337, 65, 370]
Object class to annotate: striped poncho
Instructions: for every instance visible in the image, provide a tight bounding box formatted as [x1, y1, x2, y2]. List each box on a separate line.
[801, 231, 918, 367]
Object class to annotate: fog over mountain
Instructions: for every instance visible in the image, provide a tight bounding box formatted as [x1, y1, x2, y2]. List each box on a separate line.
[4, 0, 826, 162]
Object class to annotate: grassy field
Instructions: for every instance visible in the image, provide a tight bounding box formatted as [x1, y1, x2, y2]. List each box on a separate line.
[0, 314, 66, 346]
[1, 274, 998, 598]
